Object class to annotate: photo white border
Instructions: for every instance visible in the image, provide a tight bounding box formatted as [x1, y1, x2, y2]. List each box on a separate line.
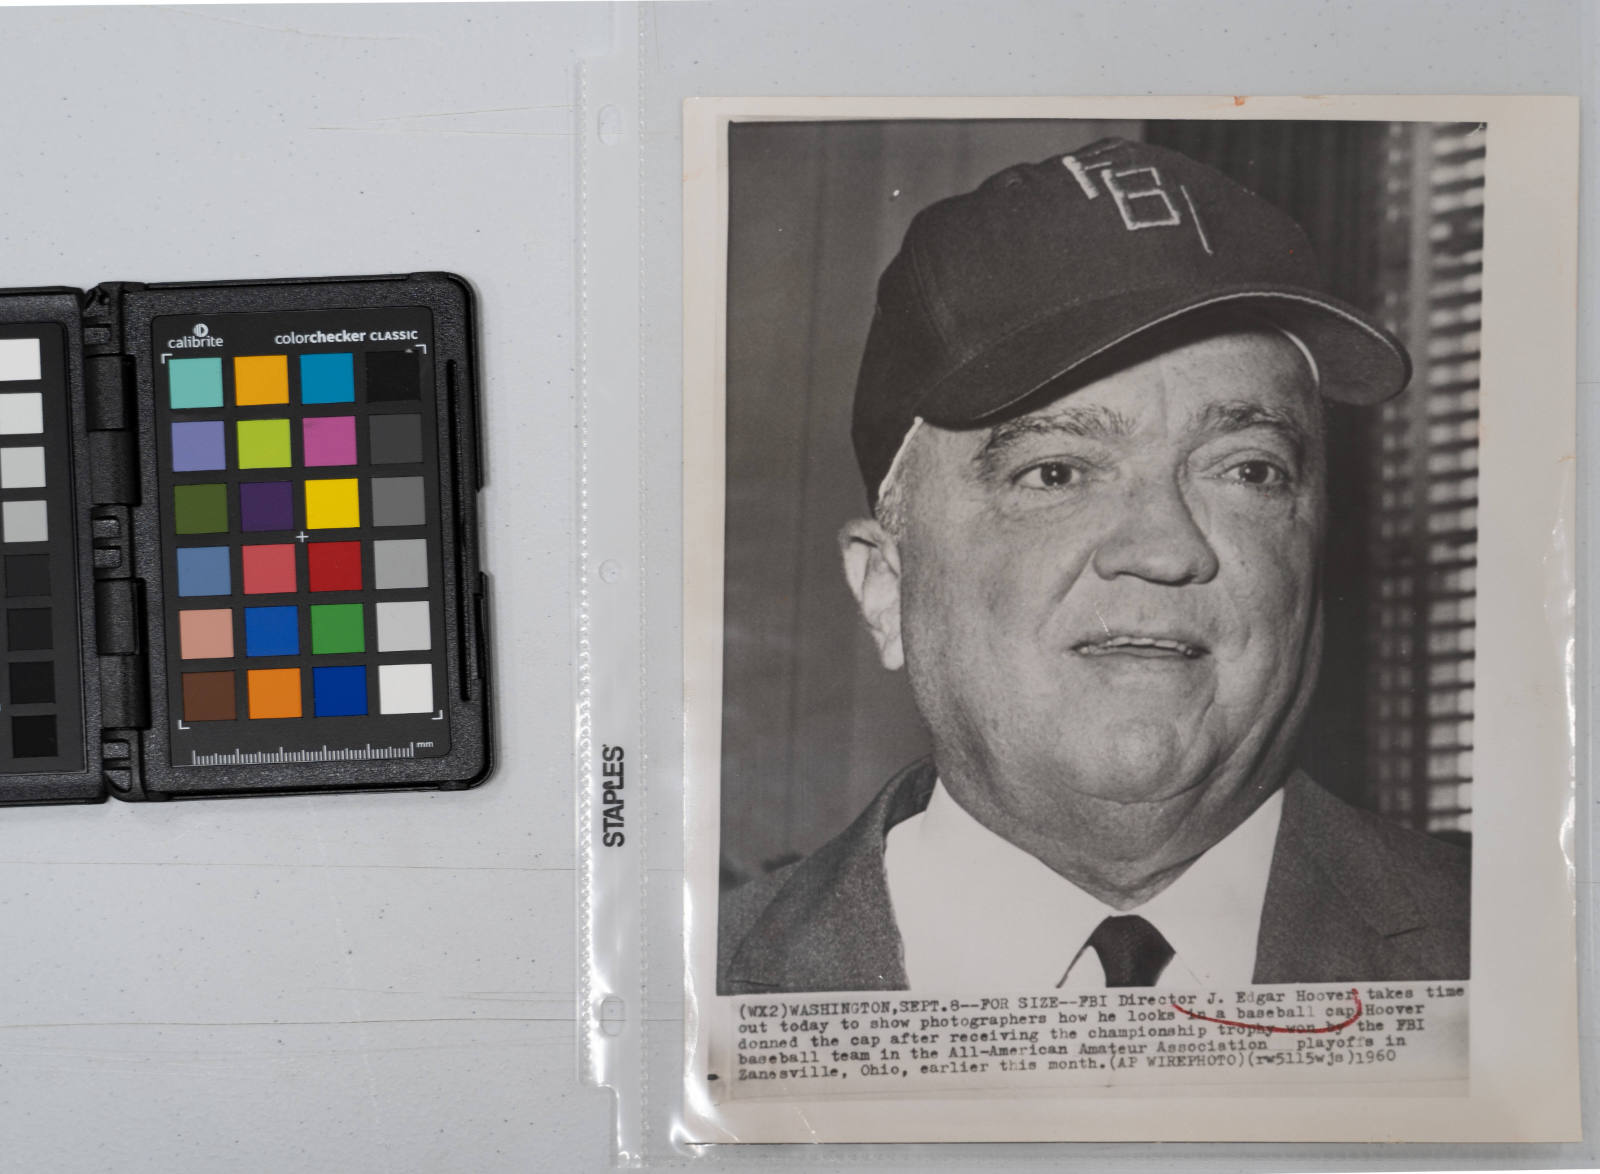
[682, 95, 1579, 1144]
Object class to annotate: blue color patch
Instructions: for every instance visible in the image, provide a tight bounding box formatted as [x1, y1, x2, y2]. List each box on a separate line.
[300, 353, 355, 404]
[244, 605, 299, 657]
[176, 547, 231, 596]
[312, 664, 368, 716]
[171, 420, 227, 472]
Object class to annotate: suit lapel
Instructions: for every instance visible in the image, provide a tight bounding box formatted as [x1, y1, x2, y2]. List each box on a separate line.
[725, 762, 935, 993]
[728, 767, 1444, 991]
[1253, 772, 1428, 983]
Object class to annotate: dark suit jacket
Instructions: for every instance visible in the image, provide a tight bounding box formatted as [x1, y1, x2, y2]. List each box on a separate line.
[719, 761, 1469, 993]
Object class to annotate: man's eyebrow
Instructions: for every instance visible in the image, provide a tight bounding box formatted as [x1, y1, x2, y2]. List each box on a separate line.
[1190, 400, 1316, 459]
[974, 404, 1136, 473]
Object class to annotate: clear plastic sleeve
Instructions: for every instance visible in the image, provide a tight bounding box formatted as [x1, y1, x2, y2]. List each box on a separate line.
[581, 3, 1592, 1166]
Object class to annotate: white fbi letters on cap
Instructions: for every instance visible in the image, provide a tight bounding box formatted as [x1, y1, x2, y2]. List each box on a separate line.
[1061, 150, 1214, 254]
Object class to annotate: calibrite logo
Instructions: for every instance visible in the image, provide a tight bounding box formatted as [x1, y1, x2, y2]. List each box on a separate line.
[166, 322, 225, 349]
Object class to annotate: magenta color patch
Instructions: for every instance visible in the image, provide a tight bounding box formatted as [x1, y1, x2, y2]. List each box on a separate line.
[301, 415, 357, 467]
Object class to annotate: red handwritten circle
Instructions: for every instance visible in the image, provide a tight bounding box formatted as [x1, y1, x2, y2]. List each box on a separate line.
[1169, 988, 1363, 1034]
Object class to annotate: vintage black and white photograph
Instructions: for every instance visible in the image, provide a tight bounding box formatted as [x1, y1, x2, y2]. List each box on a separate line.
[717, 116, 1477, 994]
[682, 97, 1576, 1144]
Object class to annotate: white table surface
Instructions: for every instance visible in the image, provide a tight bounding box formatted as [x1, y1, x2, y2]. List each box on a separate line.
[0, 6, 617, 1170]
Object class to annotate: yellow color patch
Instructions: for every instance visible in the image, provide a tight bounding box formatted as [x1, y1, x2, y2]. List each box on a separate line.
[305, 478, 360, 529]
[234, 354, 289, 405]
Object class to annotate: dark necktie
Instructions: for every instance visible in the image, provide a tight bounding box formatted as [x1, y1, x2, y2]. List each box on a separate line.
[1087, 914, 1174, 986]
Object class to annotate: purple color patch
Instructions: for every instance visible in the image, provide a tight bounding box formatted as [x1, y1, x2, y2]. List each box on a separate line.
[171, 420, 226, 472]
[239, 481, 294, 532]
[302, 415, 357, 467]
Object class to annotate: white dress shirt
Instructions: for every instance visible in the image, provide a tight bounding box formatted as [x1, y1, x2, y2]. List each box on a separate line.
[883, 780, 1283, 990]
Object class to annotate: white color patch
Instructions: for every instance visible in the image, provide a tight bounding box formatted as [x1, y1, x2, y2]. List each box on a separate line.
[0, 446, 46, 489]
[0, 393, 43, 435]
[375, 600, 431, 652]
[377, 662, 433, 714]
[0, 339, 41, 383]
[3, 499, 48, 543]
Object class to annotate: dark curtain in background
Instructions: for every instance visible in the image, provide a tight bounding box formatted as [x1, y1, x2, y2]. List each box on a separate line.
[719, 120, 1137, 887]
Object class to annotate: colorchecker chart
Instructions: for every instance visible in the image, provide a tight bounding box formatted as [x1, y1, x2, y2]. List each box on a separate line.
[155, 307, 453, 767]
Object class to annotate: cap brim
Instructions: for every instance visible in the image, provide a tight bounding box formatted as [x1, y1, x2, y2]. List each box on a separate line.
[916, 284, 1412, 428]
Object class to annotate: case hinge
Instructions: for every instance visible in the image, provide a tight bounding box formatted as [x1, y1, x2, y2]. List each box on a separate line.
[80, 284, 151, 799]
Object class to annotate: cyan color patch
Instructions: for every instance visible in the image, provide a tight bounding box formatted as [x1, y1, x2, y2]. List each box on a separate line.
[300, 353, 355, 404]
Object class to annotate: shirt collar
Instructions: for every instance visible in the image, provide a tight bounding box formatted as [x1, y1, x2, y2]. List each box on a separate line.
[884, 779, 1282, 990]
[1136, 786, 1282, 987]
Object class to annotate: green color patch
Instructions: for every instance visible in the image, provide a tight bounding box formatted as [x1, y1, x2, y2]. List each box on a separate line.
[236, 418, 292, 469]
[309, 603, 365, 655]
[173, 483, 229, 534]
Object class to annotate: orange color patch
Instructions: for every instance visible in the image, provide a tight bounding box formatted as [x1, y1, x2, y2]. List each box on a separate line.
[247, 667, 302, 719]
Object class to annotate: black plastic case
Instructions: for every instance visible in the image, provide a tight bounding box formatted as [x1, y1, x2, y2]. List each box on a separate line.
[0, 273, 490, 804]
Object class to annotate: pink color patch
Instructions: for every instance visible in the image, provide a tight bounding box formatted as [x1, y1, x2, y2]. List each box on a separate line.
[301, 415, 357, 467]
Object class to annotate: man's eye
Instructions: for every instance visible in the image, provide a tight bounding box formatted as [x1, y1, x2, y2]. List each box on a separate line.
[1226, 459, 1287, 486]
[1014, 461, 1081, 489]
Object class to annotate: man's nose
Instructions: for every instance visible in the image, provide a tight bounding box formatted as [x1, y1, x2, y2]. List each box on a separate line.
[1089, 473, 1220, 585]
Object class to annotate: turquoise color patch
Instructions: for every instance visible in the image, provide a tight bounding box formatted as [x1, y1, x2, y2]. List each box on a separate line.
[168, 357, 224, 410]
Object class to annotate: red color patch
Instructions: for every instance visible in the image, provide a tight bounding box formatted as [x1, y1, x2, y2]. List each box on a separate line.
[307, 541, 363, 592]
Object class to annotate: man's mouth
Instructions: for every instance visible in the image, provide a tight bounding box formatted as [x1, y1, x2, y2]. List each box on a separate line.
[1072, 635, 1208, 660]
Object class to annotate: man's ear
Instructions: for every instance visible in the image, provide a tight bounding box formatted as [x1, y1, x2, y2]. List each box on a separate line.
[838, 518, 905, 671]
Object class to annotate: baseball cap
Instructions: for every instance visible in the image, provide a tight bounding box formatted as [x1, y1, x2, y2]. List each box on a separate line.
[851, 137, 1412, 505]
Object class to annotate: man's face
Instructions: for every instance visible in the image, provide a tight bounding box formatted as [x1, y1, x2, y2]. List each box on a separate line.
[888, 323, 1325, 822]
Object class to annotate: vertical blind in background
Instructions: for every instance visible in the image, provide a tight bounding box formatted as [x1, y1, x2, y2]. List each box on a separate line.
[1144, 121, 1481, 840]
[1371, 123, 1483, 839]
[1144, 119, 1389, 819]
[721, 119, 1479, 888]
